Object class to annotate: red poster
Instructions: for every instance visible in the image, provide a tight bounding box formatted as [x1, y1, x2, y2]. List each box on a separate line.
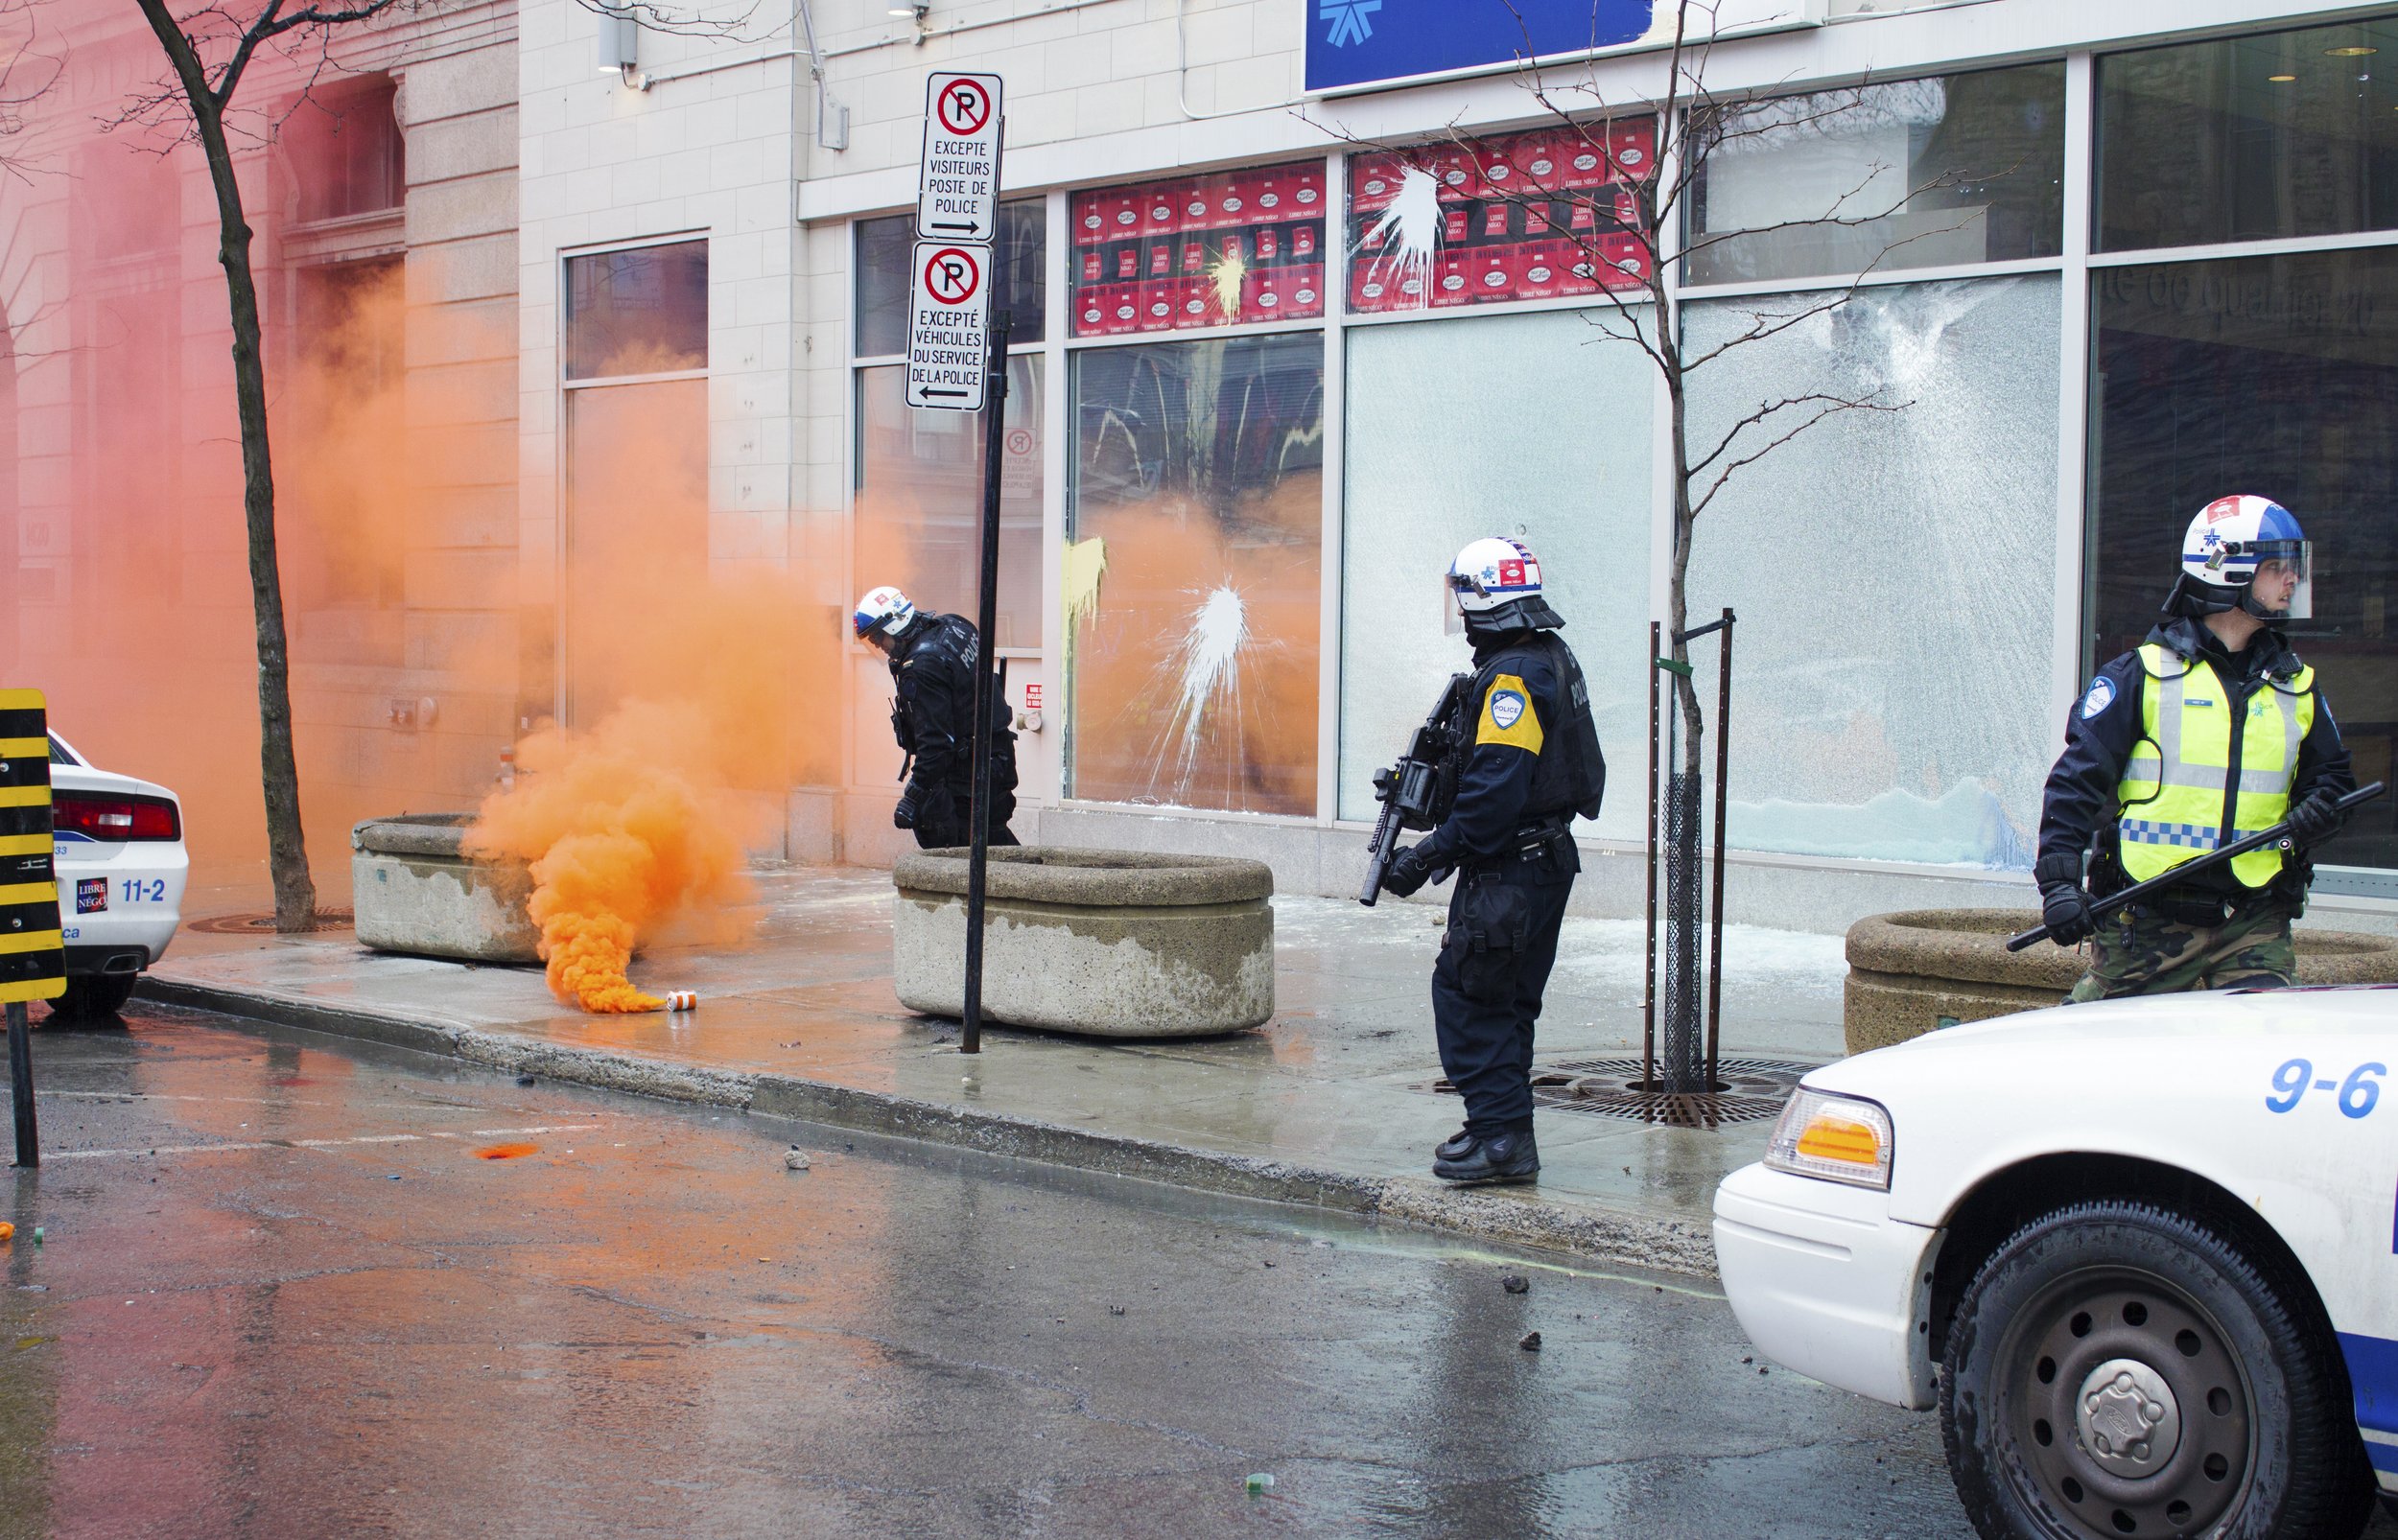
[1432, 250, 1474, 307]
[1142, 182, 1186, 237]
[1514, 241, 1566, 301]
[1352, 154, 1408, 212]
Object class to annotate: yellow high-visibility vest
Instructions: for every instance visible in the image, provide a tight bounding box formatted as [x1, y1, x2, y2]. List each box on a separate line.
[2117, 642, 2316, 887]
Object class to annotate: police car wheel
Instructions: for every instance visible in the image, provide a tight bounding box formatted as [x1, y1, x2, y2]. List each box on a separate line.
[47, 973, 136, 1023]
[1940, 1199, 2373, 1540]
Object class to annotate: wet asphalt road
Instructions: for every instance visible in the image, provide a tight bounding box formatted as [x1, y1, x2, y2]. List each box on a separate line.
[0, 1006, 1981, 1539]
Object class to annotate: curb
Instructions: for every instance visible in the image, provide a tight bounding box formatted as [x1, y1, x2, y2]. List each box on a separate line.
[134, 975, 1721, 1279]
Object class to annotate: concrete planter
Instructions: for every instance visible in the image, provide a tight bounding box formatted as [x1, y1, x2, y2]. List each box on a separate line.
[1845, 907, 2398, 1055]
[892, 847, 1275, 1038]
[352, 814, 541, 965]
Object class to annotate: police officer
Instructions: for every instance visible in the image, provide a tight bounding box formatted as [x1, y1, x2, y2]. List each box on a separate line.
[2036, 496, 2354, 998]
[1379, 538, 1606, 1186]
[854, 586, 1020, 851]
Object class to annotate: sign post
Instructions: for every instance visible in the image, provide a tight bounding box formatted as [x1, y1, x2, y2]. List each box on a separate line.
[909, 72, 1007, 1057]
[0, 689, 60, 1168]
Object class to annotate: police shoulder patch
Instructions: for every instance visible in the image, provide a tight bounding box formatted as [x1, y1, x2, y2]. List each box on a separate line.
[2080, 676, 2117, 720]
[1477, 675, 1544, 752]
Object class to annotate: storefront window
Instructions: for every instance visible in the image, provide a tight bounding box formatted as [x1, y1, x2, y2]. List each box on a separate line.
[2098, 19, 2398, 252]
[1686, 64, 2064, 285]
[2088, 247, 2398, 872]
[856, 201, 1046, 358]
[564, 240, 707, 380]
[1066, 335, 1324, 814]
[1685, 275, 2061, 867]
[1348, 119, 1657, 314]
[1070, 163, 1328, 337]
[1338, 307, 1652, 839]
[564, 379, 710, 723]
[854, 356, 1043, 648]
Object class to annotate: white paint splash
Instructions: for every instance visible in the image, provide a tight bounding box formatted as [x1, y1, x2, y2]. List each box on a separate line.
[1160, 585, 1249, 789]
[1363, 165, 1441, 311]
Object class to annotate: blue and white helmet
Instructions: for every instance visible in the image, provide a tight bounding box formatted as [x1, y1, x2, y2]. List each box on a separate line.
[2173, 495, 2312, 622]
[853, 584, 918, 642]
[1444, 536, 1562, 635]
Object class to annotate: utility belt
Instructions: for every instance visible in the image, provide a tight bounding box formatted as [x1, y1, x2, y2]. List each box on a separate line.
[1461, 812, 1576, 875]
[2126, 881, 2294, 931]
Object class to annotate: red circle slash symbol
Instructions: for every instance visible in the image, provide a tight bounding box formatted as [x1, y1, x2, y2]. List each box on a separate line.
[936, 79, 992, 138]
[1005, 429, 1034, 456]
[923, 246, 982, 307]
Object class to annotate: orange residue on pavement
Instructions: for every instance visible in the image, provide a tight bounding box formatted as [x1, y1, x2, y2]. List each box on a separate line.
[472, 1143, 539, 1160]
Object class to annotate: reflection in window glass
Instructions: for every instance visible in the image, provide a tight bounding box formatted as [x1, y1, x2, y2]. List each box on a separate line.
[564, 379, 709, 722]
[564, 241, 707, 380]
[855, 357, 1044, 649]
[1068, 336, 1324, 815]
[2098, 19, 2398, 252]
[856, 200, 1046, 358]
[1685, 276, 2060, 867]
[1339, 309, 1651, 839]
[1687, 64, 2063, 285]
[2090, 248, 2398, 871]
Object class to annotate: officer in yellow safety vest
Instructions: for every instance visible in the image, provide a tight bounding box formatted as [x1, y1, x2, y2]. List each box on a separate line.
[2035, 496, 2356, 999]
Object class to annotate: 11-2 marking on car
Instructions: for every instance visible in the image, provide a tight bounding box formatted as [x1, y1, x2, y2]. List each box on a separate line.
[2266, 1057, 2385, 1118]
[118, 878, 163, 904]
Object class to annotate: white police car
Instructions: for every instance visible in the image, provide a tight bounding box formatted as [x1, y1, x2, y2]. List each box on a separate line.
[46, 733, 187, 1018]
[1715, 988, 2396, 1539]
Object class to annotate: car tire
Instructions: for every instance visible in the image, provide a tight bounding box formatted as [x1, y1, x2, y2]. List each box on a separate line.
[1940, 1198, 2373, 1540]
[47, 972, 137, 1023]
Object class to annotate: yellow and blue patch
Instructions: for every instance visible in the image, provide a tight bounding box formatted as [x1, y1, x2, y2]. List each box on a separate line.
[1476, 675, 1543, 753]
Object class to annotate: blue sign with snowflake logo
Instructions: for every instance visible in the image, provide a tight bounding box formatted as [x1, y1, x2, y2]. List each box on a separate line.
[1306, 0, 1658, 94]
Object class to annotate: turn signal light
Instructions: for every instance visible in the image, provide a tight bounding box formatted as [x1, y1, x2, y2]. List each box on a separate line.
[53, 793, 181, 842]
[1767, 1087, 1893, 1190]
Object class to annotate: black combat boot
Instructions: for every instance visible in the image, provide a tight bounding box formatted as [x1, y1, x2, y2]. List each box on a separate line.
[1432, 1127, 1540, 1186]
[1434, 1127, 1476, 1162]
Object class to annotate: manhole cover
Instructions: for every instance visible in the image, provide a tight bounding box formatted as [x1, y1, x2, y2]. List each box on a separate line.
[188, 909, 355, 935]
[1428, 1056, 1815, 1129]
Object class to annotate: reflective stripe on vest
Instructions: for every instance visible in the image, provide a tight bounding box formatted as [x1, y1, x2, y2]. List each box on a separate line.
[2117, 642, 2315, 888]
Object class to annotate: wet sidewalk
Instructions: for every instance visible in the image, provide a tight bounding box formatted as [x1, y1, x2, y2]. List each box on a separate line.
[135, 867, 1852, 1275]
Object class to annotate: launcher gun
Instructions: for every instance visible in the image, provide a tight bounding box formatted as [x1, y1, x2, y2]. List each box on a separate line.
[1358, 672, 1473, 907]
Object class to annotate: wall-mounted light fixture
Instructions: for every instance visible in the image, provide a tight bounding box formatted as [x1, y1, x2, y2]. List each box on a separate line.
[597, 0, 639, 83]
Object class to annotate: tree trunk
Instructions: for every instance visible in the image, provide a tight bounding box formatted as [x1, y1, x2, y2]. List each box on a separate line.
[134, 0, 317, 931]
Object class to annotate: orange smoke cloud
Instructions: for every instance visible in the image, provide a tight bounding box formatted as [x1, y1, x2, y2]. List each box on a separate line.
[465, 701, 753, 1013]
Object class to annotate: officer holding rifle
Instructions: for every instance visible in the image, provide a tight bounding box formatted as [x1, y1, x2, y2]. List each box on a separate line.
[1370, 538, 1604, 1187]
[2035, 496, 2355, 998]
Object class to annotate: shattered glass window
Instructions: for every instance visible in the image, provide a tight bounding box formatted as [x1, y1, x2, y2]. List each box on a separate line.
[1066, 335, 1325, 815]
[1686, 64, 2064, 286]
[1683, 275, 2061, 868]
[1338, 307, 1653, 841]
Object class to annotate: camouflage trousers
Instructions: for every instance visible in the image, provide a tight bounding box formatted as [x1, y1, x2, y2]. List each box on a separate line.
[2066, 891, 2298, 1003]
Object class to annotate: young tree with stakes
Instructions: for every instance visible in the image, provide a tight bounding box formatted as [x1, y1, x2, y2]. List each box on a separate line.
[1331, 0, 2003, 1093]
[119, 0, 739, 931]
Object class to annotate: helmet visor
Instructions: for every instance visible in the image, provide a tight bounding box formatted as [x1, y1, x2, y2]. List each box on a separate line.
[2249, 539, 2312, 620]
[1443, 572, 1471, 636]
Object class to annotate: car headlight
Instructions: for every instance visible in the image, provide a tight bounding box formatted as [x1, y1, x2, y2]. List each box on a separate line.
[1766, 1087, 1893, 1190]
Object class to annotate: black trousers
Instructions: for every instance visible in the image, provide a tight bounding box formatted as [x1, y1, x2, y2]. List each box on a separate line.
[910, 778, 1020, 850]
[1431, 845, 1576, 1134]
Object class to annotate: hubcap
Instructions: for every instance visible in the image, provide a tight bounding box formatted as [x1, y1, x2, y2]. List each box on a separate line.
[1997, 1273, 2253, 1538]
[2075, 1358, 2181, 1477]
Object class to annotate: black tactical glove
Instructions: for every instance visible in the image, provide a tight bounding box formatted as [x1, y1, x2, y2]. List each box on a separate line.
[2286, 787, 2346, 846]
[2034, 852, 2093, 947]
[1382, 844, 1437, 898]
[893, 786, 924, 830]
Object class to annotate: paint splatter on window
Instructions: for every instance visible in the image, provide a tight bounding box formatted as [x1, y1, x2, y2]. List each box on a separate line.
[1067, 336, 1324, 815]
[1070, 163, 1328, 338]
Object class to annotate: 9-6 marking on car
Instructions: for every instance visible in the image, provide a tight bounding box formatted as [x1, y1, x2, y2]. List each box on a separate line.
[2266, 1056, 2386, 1118]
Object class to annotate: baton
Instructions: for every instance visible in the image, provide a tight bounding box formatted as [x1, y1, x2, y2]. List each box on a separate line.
[2007, 781, 2386, 952]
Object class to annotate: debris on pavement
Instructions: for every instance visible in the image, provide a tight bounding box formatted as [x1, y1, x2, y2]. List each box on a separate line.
[1518, 1332, 1542, 1352]
[1501, 1274, 1529, 1295]
[516, 1075, 536, 1086]
[0, 1223, 12, 1243]
[784, 1149, 811, 1171]
[664, 991, 698, 1012]
[1244, 1474, 1276, 1496]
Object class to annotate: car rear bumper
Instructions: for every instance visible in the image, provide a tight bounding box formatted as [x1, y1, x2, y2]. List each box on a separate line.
[1713, 1162, 1942, 1411]
[55, 839, 186, 969]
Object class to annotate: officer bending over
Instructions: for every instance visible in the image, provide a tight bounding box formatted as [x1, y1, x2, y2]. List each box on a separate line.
[1382, 538, 1605, 1186]
[2037, 496, 2353, 998]
[854, 586, 1020, 851]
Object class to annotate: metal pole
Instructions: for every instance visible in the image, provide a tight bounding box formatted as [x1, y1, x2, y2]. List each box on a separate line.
[1642, 620, 1659, 1092]
[1705, 608, 1734, 1091]
[7, 1002, 34, 1168]
[960, 140, 1011, 1060]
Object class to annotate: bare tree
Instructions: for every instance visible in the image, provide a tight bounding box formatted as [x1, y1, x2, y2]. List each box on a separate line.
[1324, 0, 2016, 1090]
[119, 0, 745, 930]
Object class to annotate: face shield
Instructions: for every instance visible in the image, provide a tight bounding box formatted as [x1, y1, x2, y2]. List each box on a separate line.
[1443, 572, 1479, 636]
[2245, 541, 2313, 621]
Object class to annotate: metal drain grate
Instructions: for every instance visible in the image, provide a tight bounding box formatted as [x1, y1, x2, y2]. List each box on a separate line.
[188, 909, 355, 935]
[1429, 1056, 1817, 1129]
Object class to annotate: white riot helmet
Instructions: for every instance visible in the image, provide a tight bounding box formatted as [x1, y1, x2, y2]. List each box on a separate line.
[852, 585, 918, 644]
[1444, 536, 1564, 636]
[2168, 496, 2313, 623]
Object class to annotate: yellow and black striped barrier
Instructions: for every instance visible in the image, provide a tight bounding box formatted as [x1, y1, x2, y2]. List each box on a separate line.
[0, 688, 53, 1165]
